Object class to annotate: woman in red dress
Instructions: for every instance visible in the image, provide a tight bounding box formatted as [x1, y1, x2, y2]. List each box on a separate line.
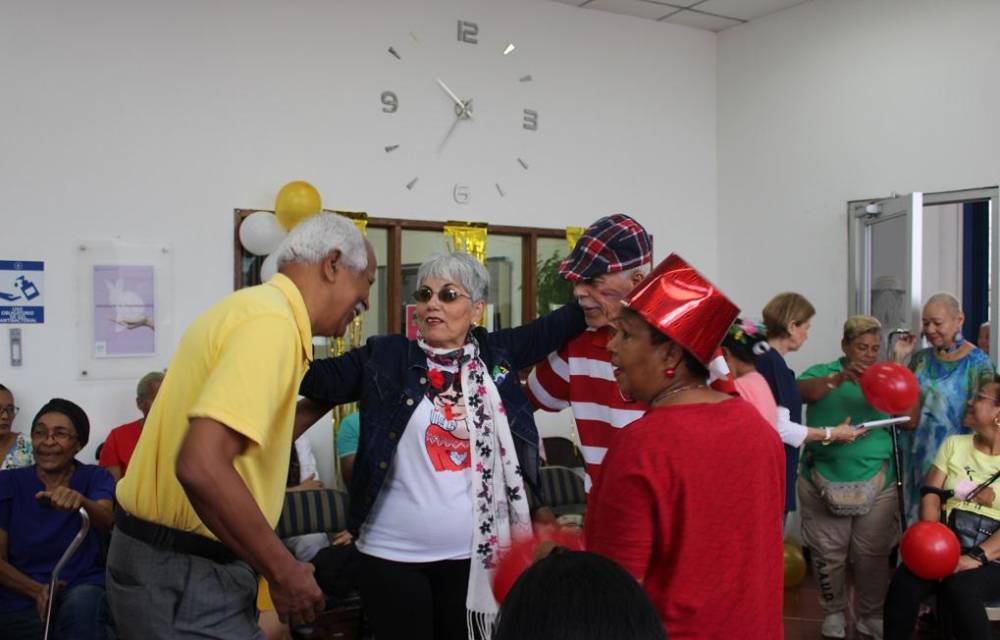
[585, 253, 787, 639]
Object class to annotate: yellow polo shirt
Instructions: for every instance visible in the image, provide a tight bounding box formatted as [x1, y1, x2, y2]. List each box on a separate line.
[116, 273, 313, 539]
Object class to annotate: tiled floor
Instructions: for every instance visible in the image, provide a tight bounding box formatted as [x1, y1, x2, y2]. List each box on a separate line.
[783, 576, 870, 639]
[784, 572, 1000, 639]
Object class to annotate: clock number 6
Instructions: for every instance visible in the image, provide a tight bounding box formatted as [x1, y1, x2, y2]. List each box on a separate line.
[381, 91, 399, 113]
[523, 109, 538, 131]
[453, 184, 471, 205]
[457, 20, 478, 44]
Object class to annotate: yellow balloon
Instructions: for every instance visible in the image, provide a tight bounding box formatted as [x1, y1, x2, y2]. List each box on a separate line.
[274, 181, 322, 231]
[784, 541, 807, 589]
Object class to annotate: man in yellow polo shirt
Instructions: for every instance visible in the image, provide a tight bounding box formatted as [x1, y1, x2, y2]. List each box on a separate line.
[107, 213, 376, 639]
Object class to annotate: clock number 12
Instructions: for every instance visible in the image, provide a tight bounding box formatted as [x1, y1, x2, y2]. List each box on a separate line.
[457, 20, 478, 44]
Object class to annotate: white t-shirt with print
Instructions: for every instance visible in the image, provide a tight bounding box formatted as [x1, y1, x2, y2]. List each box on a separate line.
[357, 361, 475, 562]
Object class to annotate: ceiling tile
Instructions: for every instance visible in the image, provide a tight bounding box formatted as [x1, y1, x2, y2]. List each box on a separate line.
[696, 0, 808, 21]
[587, 0, 680, 21]
[664, 9, 742, 31]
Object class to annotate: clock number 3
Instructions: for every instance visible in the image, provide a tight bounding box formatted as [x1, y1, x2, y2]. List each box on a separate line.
[457, 20, 478, 44]
[381, 91, 399, 113]
[523, 109, 538, 131]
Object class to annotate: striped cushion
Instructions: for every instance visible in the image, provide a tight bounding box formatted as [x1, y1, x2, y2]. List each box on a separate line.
[540, 466, 586, 514]
[275, 489, 350, 539]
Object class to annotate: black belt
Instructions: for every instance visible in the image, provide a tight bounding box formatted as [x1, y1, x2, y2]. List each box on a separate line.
[115, 505, 239, 564]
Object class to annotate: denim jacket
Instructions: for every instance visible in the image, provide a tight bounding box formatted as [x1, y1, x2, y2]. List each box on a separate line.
[299, 302, 586, 534]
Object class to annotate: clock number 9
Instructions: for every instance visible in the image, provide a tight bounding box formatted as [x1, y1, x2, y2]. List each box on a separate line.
[381, 91, 399, 113]
[457, 20, 478, 44]
[523, 109, 538, 131]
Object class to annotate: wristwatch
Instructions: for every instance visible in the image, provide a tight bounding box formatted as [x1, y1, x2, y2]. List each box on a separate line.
[967, 545, 989, 565]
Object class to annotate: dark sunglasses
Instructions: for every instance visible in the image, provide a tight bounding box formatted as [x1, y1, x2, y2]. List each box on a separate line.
[413, 286, 470, 304]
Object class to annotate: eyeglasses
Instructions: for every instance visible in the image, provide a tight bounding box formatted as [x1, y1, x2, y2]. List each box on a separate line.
[0, 406, 18, 417]
[974, 393, 1000, 403]
[413, 286, 470, 304]
[30, 428, 77, 444]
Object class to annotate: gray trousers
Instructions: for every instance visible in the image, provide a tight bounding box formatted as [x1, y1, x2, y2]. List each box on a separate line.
[798, 475, 900, 618]
[106, 529, 265, 639]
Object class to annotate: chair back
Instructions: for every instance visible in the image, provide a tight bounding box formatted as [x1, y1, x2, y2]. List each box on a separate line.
[539, 466, 586, 516]
[542, 436, 584, 469]
[276, 489, 350, 539]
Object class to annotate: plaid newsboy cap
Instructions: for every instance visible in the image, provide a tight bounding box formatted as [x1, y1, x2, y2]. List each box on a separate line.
[558, 214, 651, 281]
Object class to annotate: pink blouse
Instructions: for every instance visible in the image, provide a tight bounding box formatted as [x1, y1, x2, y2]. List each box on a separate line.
[735, 371, 779, 428]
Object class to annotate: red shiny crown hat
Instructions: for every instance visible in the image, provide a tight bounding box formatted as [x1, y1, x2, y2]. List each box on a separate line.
[623, 253, 740, 366]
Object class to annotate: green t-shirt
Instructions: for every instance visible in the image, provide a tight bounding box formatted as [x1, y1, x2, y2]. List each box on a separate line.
[799, 359, 894, 486]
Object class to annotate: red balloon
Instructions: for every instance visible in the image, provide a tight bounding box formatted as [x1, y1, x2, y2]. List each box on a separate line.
[492, 526, 584, 604]
[900, 521, 960, 579]
[860, 362, 919, 414]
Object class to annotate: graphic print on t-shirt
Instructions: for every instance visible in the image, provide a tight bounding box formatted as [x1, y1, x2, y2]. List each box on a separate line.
[425, 367, 471, 472]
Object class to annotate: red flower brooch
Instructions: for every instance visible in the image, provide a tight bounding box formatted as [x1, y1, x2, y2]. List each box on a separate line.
[427, 368, 446, 390]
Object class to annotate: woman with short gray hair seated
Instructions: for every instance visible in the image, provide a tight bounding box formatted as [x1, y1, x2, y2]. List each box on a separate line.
[296, 251, 590, 640]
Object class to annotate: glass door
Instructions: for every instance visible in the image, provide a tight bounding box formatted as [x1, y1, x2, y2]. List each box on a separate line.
[848, 193, 923, 359]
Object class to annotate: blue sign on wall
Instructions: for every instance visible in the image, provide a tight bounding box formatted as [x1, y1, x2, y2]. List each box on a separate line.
[0, 260, 45, 324]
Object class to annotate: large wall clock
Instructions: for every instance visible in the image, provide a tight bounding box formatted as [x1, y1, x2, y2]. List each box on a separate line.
[379, 19, 540, 205]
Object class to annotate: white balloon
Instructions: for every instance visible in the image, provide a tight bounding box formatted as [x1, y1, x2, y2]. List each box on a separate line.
[239, 211, 286, 256]
[260, 253, 279, 282]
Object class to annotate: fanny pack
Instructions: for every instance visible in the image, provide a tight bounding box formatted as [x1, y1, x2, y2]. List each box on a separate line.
[810, 463, 887, 517]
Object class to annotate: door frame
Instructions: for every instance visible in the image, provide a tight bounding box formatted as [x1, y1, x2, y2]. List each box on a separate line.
[847, 186, 999, 364]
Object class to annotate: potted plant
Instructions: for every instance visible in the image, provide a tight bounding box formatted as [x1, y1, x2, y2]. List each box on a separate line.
[536, 250, 575, 316]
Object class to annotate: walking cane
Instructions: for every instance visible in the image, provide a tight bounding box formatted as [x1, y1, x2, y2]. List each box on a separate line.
[43, 506, 91, 640]
[890, 425, 908, 533]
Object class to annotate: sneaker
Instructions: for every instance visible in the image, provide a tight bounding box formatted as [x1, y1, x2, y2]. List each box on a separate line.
[856, 616, 884, 640]
[821, 612, 846, 639]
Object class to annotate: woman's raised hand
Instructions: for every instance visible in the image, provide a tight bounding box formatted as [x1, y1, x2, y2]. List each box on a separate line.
[892, 332, 917, 363]
[841, 361, 868, 384]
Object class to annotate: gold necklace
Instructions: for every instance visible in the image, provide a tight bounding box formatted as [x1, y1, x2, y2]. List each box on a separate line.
[651, 383, 708, 407]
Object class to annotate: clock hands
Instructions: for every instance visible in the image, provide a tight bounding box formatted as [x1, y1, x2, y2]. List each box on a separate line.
[435, 78, 473, 120]
[435, 78, 473, 153]
[437, 110, 465, 153]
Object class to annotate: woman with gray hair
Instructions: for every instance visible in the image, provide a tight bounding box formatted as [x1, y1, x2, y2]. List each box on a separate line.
[796, 316, 898, 639]
[894, 292, 995, 522]
[296, 252, 589, 640]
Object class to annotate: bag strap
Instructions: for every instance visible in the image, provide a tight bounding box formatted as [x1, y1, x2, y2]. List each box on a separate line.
[966, 468, 1000, 504]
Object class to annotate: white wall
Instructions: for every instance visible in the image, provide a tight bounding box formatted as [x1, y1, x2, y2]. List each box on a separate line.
[717, 0, 1000, 370]
[0, 0, 718, 483]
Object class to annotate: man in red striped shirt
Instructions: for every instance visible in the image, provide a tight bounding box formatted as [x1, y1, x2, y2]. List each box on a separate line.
[526, 214, 652, 491]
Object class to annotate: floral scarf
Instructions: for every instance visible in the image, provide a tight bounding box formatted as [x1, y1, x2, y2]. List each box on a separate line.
[418, 335, 532, 638]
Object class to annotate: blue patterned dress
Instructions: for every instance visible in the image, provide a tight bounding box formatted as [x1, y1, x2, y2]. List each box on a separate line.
[902, 346, 995, 521]
[0, 433, 32, 470]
